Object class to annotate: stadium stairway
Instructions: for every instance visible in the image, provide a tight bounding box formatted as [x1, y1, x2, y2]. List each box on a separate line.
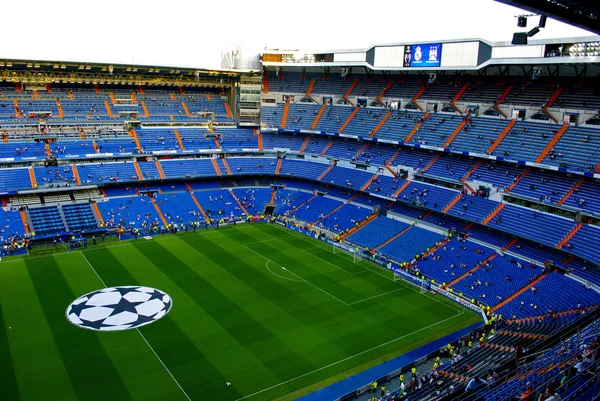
[317, 164, 335, 181]
[281, 102, 290, 128]
[482, 203, 505, 225]
[505, 168, 530, 193]
[149, 197, 168, 225]
[185, 184, 209, 220]
[403, 111, 430, 142]
[211, 159, 222, 176]
[557, 177, 584, 206]
[443, 117, 469, 148]
[535, 123, 569, 163]
[337, 107, 360, 134]
[450, 82, 470, 113]
[556, 223, 582, 248]
[339, 212, 378, 241]
[343, 80, 358, 105]
[155, 161, 166, 179]
[373, 225, 413, 251]
[447, 253, 498, 288]
[173, 130, 185, 150]
[104, 100, 113, 118]
[181, 101, 191, 117]
[491, 271, 549, 312]
[310, 105, 326, 130]
[487, 119, 516, 153]
[368, 110, 392, 138]
[229, 190, 250, 216]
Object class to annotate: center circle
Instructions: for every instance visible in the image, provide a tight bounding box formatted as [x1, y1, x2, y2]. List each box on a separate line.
[66, 286, 173, 331]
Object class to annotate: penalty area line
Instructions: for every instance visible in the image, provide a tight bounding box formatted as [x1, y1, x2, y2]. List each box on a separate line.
[235, 310, 466, 401]
[78, 251, 193, 401]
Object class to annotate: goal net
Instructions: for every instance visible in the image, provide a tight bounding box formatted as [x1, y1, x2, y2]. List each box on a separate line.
[332, 243, 363, 263]
[394, 271, 429, 293]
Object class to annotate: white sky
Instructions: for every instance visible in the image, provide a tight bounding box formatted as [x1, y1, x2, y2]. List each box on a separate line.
[1, 0, 594, 69]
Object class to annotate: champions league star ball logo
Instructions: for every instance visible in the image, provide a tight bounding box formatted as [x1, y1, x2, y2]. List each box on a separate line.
[66, 286, 173, 331]
[414, 46, 423, 62]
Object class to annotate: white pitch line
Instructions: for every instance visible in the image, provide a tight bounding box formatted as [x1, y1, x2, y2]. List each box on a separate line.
[270, 225, 465, 315]
[301, 248, 368, 276]
[235, 310, 466, 401]
[265, 260, 306, 283]
[241, 244, 351, 306]
[346, 288, 405, 306]
[78, 251, 192, 401]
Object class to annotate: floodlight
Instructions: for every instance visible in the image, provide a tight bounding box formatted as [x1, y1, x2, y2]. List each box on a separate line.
[517, 16, 527, 27]
[512, 32, 528, 45]
[527, 27, 541, 37]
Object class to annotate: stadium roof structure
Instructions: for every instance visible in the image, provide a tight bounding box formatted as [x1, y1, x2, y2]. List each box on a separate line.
[495, 0, 600, 35]
[0, 58, 260, 88]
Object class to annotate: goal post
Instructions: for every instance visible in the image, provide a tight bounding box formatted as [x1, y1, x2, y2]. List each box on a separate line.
[394, 270, 429, 293]
[332, 242, 363, 263]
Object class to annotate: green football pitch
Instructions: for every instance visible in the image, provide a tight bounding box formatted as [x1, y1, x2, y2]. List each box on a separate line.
[0, 223, 480, 401]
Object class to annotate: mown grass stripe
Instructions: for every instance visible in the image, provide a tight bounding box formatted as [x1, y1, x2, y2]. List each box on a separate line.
[0, 261, 77, 401]
[132, 240, 316, 381]
[82, 248, 242, 401]
[25, 257, 133, 401]
[176, 233, 353, 360]
[0, 295, 19, 401]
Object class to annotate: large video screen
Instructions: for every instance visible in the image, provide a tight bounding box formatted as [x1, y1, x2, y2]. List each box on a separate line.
[403, 43, 442, 67]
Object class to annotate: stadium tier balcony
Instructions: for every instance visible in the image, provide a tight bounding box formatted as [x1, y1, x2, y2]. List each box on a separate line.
[265, 72, 311, 94]
[231, 188, 273, 217]
[383, 75, 423, 99]
[284, 103, 321, 131]
[424, 154, 477, 181]
[136, 129, 180, 152]
[555, 79, 600, 110]
[322, 138, 362, 159]
[61, 203, 98, 231]
[340, 108, 387, 137]
[459, 77, 512, 104]
[510, 169, 578, 204]
[490, 121, 556, 161]
[301, 136, 334, 155]
[193, 189, 243, 219]
[347, 216, 411, 249]
[0, 141, 48, 159]
[94, 138, 138, 154]
[371, 110, 423, 141]
[138, 161, 161, 180]
[77, 161, 138, 184]
[446, 116, 507, 154]
[447, 194, 498, 223]
[502, 80, 559, 108]
[160, 158, 216, 179]
[397, 181, 459, 211]
[97, 195, 159, 229]
[353, 143, 398, 165]
[349, 75, 388, 99]
[540, 125, 600, 172]
[261, 132, 305, 151]
[0, 207, 26, 241]
[498, 272, 600, 319]
[310, 74, 353, 96]
[33, 166, 76, 187]
[490, 204, 577, 247]
[379, 225, 444, 262]
[469, 162, 524, 189]
[313, 105, 356, 133]
[217, 128, 258, 150]
[273, 189, 315, 216]
[566, 224, 600, 266]
[320, 165, 374, 189]
[561, 179, 600, 216]
[0, 168, 33, 191]
[451, 250, 540, 306]
[363, 174, 406, 198]
[316, 203, 371, 234]
[406, 113, 463, 147]
[154, 192, 206, 225]
[291, 195, 342, 223]
[260, 104, 285, 128]
[28, 206, 66, 237]
[413, 237, 495, 285]
[225, 157, 277, 175]
[279, 159, 329, 180]
[391, 148, 438, 170]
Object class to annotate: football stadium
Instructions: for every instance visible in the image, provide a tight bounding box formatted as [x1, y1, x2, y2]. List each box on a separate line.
[1, 1, 600, 400]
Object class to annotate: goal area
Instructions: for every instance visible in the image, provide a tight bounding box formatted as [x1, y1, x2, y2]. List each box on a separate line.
[332, 243, 363, 263]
